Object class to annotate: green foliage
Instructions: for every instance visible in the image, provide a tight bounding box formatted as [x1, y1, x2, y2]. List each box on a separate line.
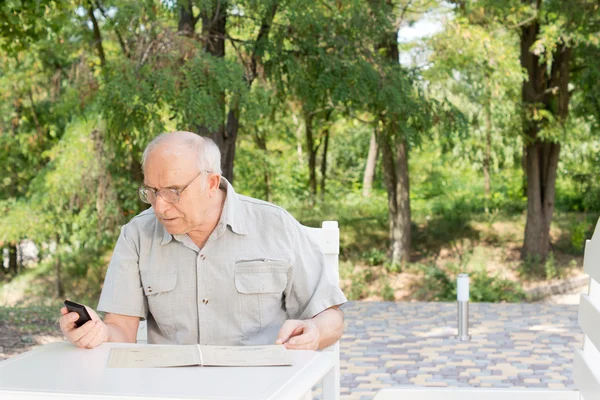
[519, 254, 544, 279]
[571, 222, 591, 253]
[414, 264, 525, 303]
[415, 264, 455, 301]
[347, 269, 372, 301]
[543, 252, 558, 280]
[0, 0, 599, 306]
[424, 15, 523, 184]
[517, 251, 570, 280]
[362, 248, 387, 267]
[379, 277, 395, 301]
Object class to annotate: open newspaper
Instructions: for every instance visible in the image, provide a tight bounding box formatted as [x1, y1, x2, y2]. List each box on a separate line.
[107, 344, 293, 368]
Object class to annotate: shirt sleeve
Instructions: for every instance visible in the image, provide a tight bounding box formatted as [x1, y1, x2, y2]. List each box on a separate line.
[284, 218, 348, 320]
[97, 223, 148, 318]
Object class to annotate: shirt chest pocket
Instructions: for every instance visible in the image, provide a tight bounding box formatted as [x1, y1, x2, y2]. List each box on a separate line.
[141, 272, 177, 334]
[234, 260, 290, 338]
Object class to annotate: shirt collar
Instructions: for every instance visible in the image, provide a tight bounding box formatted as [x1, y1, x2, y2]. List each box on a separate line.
[159, 176, 247, 246]
[218, 177, 248, 236]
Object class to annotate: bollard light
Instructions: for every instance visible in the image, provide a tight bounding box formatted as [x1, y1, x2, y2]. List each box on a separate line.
[457, 273, 471, 341]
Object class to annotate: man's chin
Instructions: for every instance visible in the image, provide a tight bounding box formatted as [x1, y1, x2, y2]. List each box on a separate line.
[160, 218, 184, 234]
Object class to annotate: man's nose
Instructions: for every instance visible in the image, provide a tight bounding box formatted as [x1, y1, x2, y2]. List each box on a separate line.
[153, 194, 172, 214]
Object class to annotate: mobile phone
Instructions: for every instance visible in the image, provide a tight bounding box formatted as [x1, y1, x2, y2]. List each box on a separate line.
[64, 300, 92, 328]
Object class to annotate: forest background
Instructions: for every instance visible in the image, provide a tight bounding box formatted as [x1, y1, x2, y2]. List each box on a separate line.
[0, 0, 599, 315]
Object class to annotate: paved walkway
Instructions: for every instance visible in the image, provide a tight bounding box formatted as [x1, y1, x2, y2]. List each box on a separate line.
[0, 301, 583, 399]
[336, 302, 582, 400]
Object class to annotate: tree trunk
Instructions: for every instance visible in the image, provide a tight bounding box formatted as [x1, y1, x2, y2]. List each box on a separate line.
[520, 7, 570, 263]
[249, 2, 279, 83]
[304, 111, 317, 203]
[94, 0, 130, 58]
[55, 235, 64, 298]
[17, 242, 23, 272]
[319, 112, 332, 203]
[177, 1, 234, 180]
[522, 142, 560, 262]
[196, 4, 235, 181]
[8, 243, 17, 276]
[87, 1, 106, 67]
[178, 0, 196, 36]
[0, 247, 5, 281]
[217, 1, 278, 183]
[293, 114, 304, 164]
[483, 96, 492, 203]
[131, 157, 146, 211]
[362, 131, 378, 197]
[253, 131, 272, 203]
[378, 125, 411, 265]
[376, 14, 411, 265]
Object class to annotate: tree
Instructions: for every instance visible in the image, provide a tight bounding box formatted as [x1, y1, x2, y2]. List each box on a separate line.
[425, 18, 522, 205]
[453, 0, 600, 262]
[363, 0, 444, 266]
[362, 132, 379, 197]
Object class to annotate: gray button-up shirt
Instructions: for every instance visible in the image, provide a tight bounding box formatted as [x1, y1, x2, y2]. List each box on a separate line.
[97, 178, 347, 345]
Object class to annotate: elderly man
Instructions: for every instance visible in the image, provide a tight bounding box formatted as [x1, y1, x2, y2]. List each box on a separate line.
[59, 131, 347, 350]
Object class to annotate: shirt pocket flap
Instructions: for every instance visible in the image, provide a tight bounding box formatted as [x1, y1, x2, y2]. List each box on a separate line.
[142, 272, 177, 296]
[234, 260, 289, 294]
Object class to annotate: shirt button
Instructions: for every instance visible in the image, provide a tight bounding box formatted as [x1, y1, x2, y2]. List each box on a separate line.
[202, 298, 208, 305]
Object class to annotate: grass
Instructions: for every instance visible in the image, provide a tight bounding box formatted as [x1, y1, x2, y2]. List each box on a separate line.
[0, 304, 62, 333]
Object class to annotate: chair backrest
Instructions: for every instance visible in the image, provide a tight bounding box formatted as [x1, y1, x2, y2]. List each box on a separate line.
[574, 219, 600, 400]
[302, 221, 341, 400]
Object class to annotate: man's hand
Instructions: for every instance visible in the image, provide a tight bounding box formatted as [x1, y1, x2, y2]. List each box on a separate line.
[276, 319, 320, 350]
[59, 305, 108, 349]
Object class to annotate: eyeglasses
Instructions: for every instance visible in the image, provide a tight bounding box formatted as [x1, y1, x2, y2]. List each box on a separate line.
[138, 170, 209, 205]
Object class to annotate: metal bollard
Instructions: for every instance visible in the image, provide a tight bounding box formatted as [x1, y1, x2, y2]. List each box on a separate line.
[457, 273, 471, 341]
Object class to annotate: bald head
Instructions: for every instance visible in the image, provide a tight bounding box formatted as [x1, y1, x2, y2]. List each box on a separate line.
[141, 131, 222, 175]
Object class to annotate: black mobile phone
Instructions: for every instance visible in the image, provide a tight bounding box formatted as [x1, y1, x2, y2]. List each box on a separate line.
[64, 300, 92, 328]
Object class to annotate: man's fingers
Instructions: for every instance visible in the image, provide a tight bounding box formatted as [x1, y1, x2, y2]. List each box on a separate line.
[287, 327, 317, 346]
[288, 325, 305, 338]
[285, 342, 314, 350]
[281, 321, 319, 350]
[85, 331, 105, 349]
[79, 322, 104, 348]
[60, 312, 84, 332]
[77, 321, 104, 348]
[276, 321, 304, 344]
[85, 324, 108, 349]
[59, 312, 76, 332]
[276, 321, 298, 343]
[287, 335, 310, 346]
[70, 320, 97, 343]
[284, 330, 318, 350]
[59, 304, 104, 349]
[86, 306, 100, 322]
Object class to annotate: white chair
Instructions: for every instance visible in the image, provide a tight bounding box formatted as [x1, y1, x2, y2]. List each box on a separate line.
[373, 219, 600, 400]
[136, 221, 342, 400]
[303, 221, 342, 400]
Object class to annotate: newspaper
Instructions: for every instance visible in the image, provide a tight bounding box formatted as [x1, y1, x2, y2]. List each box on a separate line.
[107, 344, 293, 368]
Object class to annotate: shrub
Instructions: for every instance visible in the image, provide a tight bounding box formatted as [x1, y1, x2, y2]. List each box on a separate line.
[414, 264, 525, 302]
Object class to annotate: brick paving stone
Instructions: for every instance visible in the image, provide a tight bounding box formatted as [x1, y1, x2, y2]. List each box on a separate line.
[329, 301, 582, 400]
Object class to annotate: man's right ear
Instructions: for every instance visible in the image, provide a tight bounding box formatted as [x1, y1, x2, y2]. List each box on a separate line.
[208, 173, 221, 194]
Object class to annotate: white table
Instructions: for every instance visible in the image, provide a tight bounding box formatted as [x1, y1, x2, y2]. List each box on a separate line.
[0, 342, 337, 400]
